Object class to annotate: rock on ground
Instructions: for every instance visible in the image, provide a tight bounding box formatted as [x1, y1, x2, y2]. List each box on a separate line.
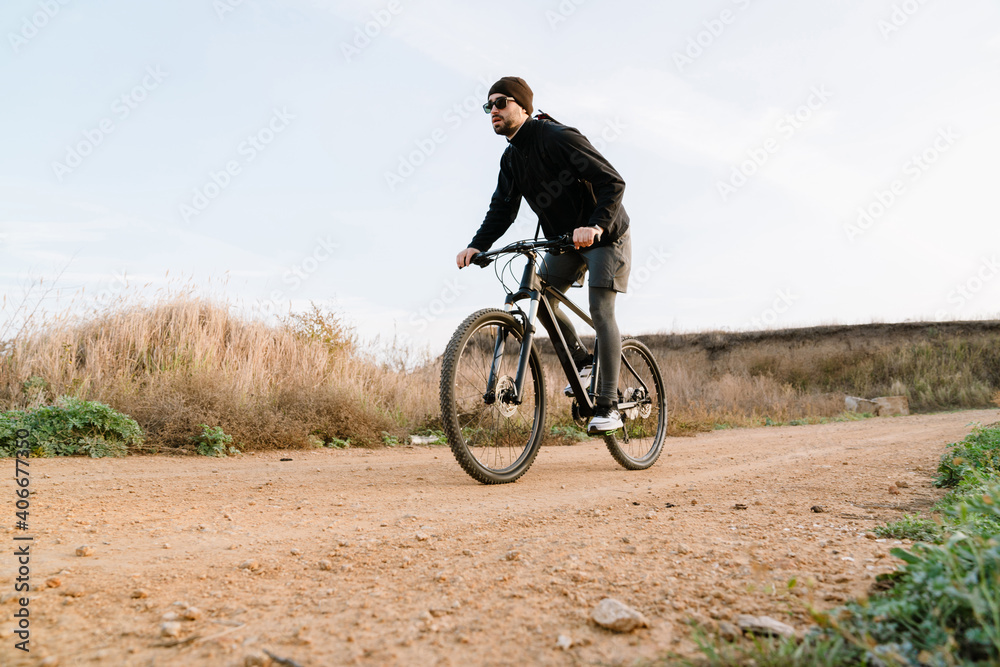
[591, 598, 650, 633]
[873, 396, 909, 416]
[735, 614, 795, 638]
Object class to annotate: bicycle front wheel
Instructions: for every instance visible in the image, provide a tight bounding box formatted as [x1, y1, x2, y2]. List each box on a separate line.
[603, 338, 667, 470]
[440, 308, 547, 484]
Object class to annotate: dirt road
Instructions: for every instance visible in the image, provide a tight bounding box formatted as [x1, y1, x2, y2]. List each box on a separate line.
[1, 409, 995, 666]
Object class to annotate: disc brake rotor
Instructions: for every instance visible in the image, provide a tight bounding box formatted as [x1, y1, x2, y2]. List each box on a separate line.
[624, 387, 652, 420]
[494, 376, 518, 418]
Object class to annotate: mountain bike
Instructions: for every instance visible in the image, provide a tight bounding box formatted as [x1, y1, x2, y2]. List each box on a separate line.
[439, 236, 667, 484]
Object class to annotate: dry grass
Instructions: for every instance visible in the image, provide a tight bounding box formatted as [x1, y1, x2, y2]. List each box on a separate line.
[538, 320, 1000, 435]
[640, 322, 1000, 414]
[3, 295, 997, 452]
[538, 354, 844, 437]
[0, 297, 438, 451]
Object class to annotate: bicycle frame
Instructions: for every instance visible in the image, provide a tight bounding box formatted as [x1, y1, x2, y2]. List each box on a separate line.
[481, 248, 651, 420]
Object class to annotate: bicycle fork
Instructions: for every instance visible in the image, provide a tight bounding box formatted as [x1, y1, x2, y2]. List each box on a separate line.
[483, 295, 540, 406]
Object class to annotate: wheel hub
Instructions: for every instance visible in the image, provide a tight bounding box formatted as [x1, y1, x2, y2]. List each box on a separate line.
[624, 387, 652, 420]
[494, 376, 518, 418]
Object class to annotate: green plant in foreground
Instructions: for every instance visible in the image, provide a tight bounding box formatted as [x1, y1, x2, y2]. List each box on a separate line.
[667, 623, 858, 667]
[824, 494, 1000, 665]
[811, 445, 1000, 666]
[935, 424, 1000, 488]
[874, 513, 941, 543]
[191, 424, 237, 457]
[0, 396, 143, 457]
[549, 424, 588, 442]
[938, 473, 1000, 546]
[687, 425, 1000, 667]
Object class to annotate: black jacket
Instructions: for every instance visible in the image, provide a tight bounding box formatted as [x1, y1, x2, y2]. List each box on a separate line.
[469, 118, 629, 252]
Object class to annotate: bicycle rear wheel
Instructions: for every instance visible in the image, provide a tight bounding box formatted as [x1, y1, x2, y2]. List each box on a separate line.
[440, 308, 547, 484]
[603, 338, 667, 470]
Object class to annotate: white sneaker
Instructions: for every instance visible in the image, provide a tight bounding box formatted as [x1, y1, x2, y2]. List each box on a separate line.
[588, 407, 623, 433]
[563, 365, 593, 397]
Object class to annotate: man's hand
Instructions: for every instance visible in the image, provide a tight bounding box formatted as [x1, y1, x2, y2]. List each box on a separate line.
[456, 247, 482, 269]
[572, 226, 602, 249]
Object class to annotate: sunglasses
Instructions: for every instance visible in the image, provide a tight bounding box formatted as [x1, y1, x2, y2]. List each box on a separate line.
[483, 96, 517, 114]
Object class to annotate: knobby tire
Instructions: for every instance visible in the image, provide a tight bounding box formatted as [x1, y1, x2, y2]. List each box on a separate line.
[440, 308, 547, 484]
[603, 338, 667, 470]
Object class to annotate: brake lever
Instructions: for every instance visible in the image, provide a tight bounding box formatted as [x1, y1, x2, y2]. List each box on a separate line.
[471, 253, 493, 268]
[549, 234, 576, 255]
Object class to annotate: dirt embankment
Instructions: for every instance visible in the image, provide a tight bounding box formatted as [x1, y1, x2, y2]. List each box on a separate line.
[640, 320, 1000, 410]
[1, 409, 996, 666]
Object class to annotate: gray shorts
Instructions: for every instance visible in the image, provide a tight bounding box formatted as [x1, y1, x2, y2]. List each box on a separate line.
[538, 230, 632, 293]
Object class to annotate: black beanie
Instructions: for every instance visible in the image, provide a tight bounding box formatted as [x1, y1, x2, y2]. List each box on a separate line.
[489, 76, 533, 116]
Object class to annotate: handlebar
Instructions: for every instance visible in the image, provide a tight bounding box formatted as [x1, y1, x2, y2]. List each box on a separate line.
[471, 235, 575, 268]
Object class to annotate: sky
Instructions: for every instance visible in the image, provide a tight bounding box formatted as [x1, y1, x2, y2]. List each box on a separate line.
[1, 0, 999, 355]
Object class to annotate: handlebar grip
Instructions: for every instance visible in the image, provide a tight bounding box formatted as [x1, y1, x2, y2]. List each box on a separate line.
[471, 253, 492, 268]
[548, 234, 576, 255]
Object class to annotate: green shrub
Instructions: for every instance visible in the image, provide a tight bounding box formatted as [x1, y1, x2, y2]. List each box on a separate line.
[938, 472, 1000, 541]
[0, 397, 143, 457]
[191, 424, 236, 457]
[935, 425, 1000, 488]
[704, 425, 1000, 667]
[549, 425, 588, 442]
[873, 513, 941, 543]
[797, 427, 1000, 666]
[673, 622, 858, 667]
[821, 484, 1000, 665]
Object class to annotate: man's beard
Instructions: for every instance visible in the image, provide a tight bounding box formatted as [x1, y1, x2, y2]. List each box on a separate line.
[492, 116, 518, 137]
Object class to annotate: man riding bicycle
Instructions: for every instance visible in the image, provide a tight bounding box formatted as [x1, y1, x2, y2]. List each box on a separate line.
[456, 76, 633, 434]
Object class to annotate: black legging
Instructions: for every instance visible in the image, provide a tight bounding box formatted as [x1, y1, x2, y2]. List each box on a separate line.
[549, 285, 621, 408]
